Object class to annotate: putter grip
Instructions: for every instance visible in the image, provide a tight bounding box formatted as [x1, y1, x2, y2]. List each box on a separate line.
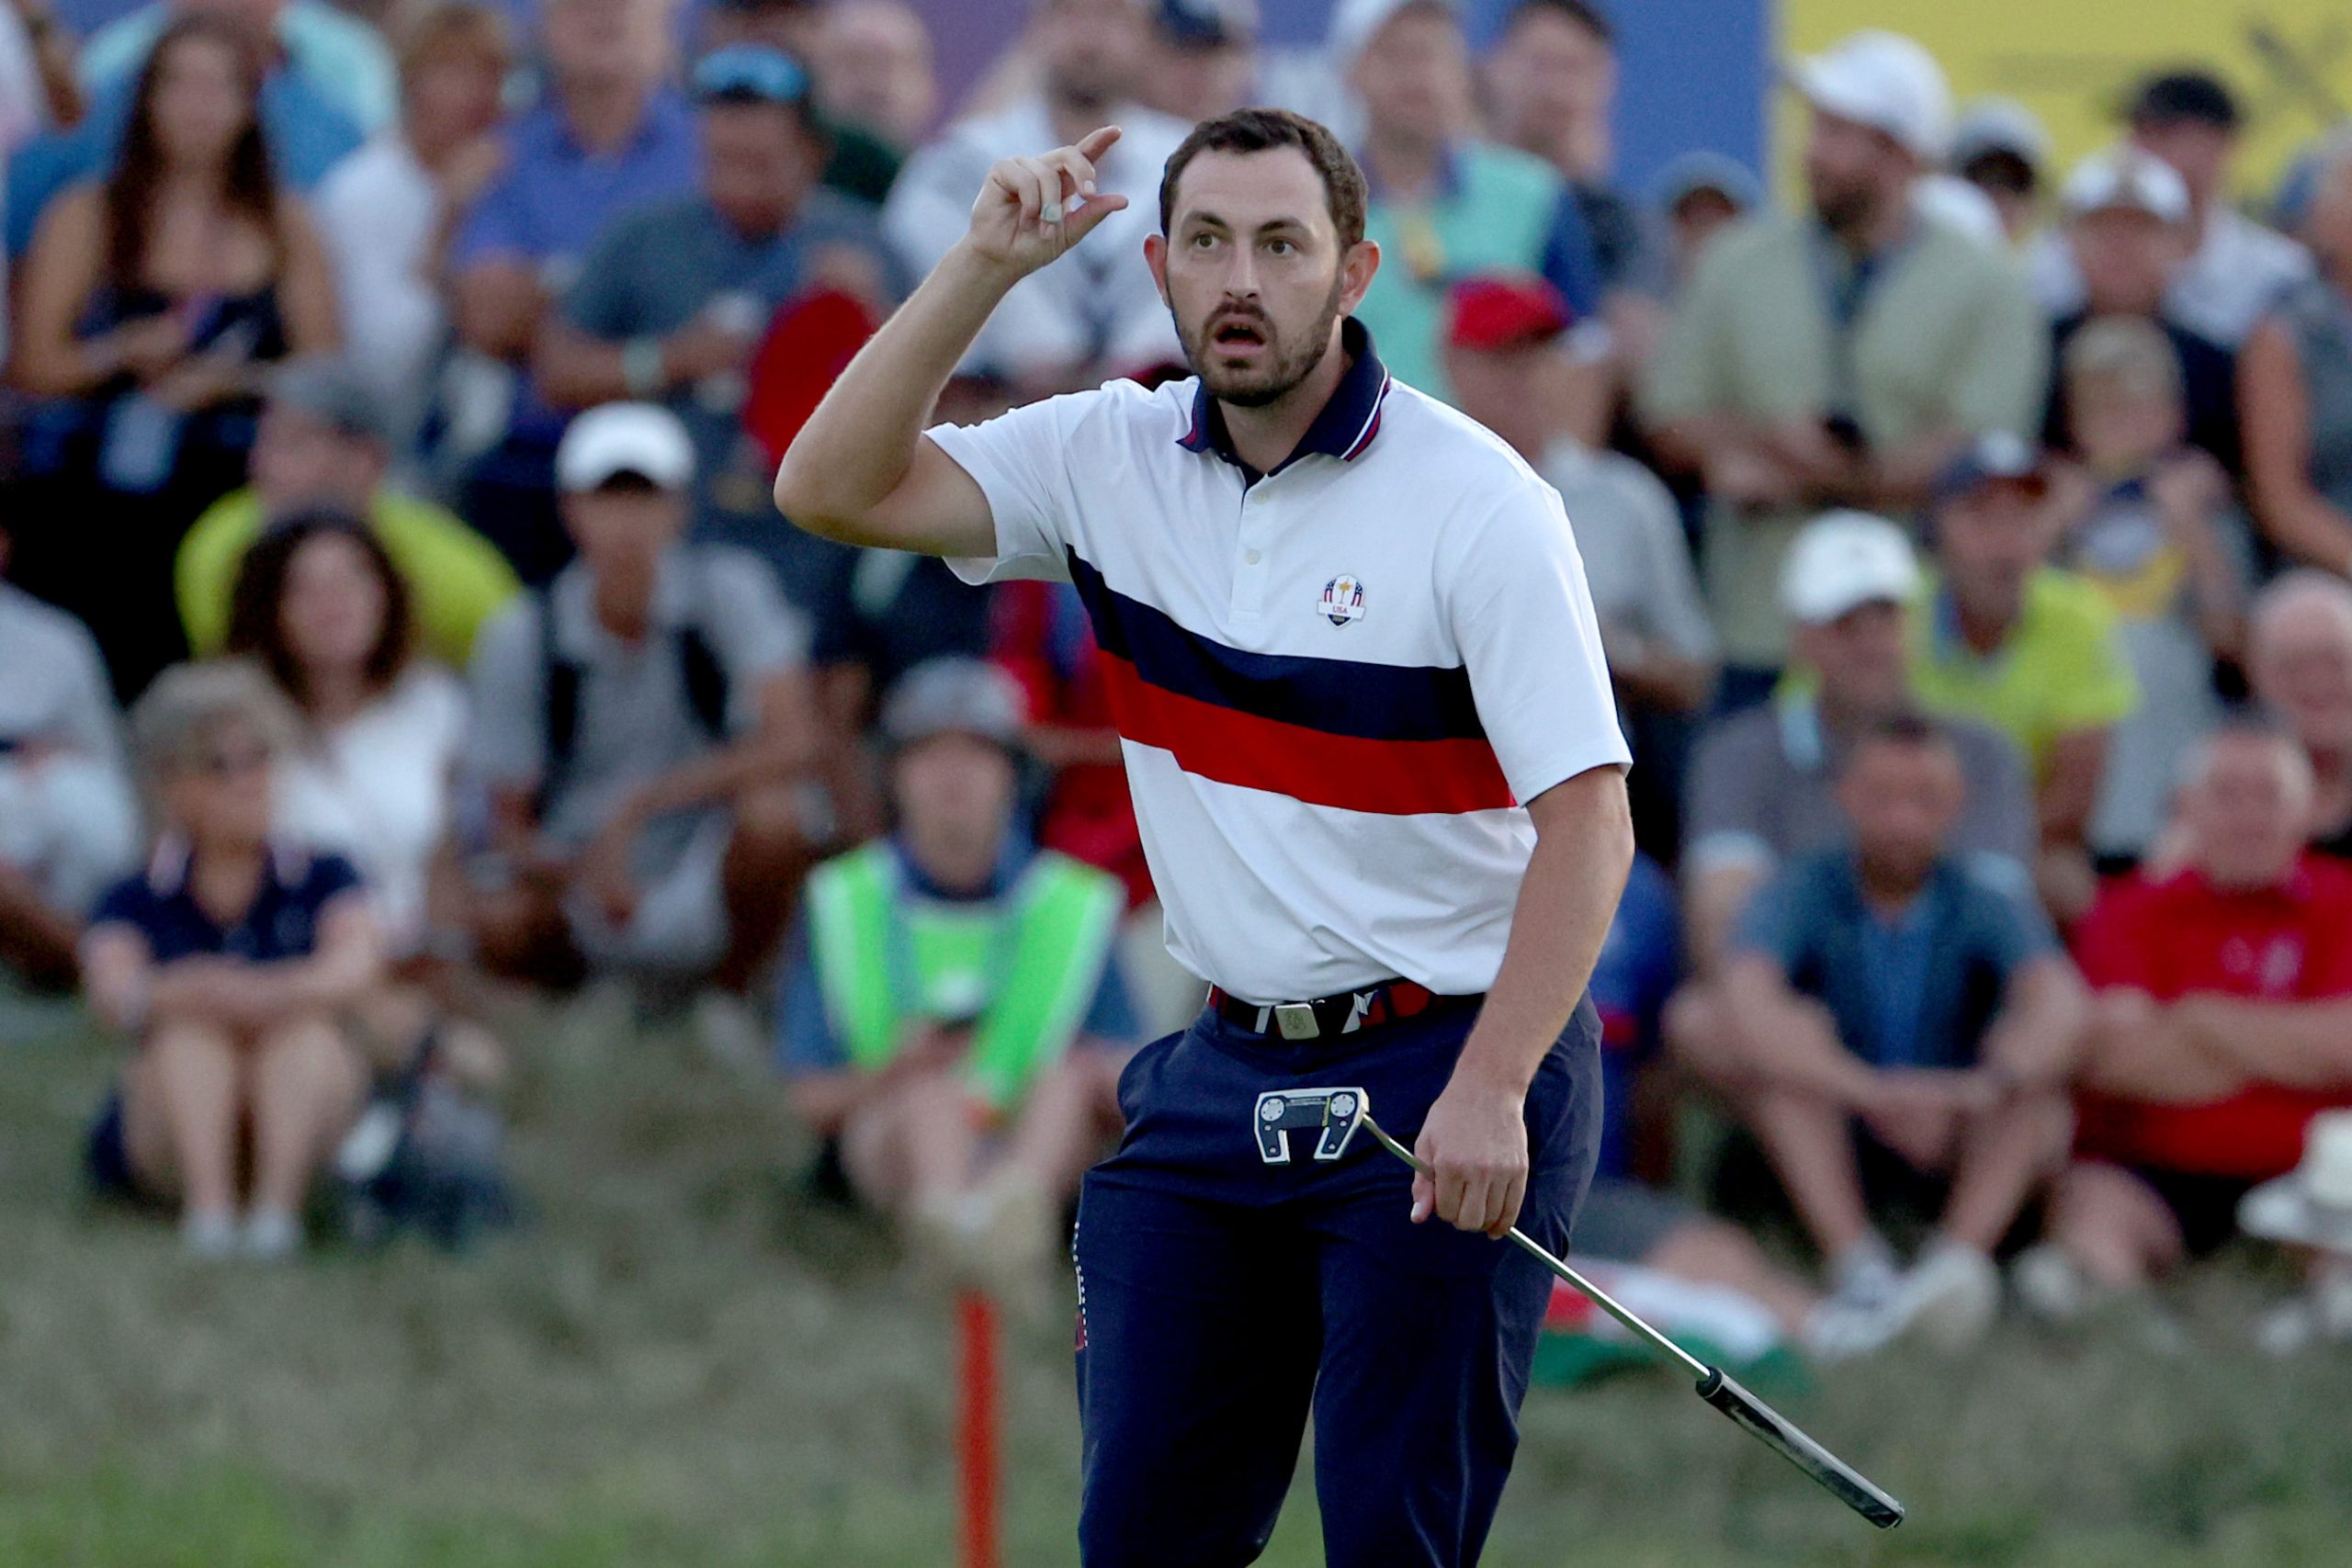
[1696, 1368, 1905, 1530]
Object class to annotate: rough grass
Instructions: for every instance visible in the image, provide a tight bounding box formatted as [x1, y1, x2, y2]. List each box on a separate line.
[4, 1007, 2351, 1568]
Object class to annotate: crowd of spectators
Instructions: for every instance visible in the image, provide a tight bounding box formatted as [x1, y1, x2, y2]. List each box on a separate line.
[6, 0, 2352, 1357]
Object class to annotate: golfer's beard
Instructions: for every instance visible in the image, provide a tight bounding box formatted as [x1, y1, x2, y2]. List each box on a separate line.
[1179, 282, 1346, 410]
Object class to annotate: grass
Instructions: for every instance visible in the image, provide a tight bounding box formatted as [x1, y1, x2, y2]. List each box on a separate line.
[5, 1003, 2352, 1567]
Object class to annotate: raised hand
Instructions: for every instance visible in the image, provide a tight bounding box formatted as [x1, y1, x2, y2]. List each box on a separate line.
[962, 126, 1131, 281]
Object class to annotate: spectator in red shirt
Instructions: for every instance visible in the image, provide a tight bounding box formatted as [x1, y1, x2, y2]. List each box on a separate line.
[2035, 720, 2352, 1303]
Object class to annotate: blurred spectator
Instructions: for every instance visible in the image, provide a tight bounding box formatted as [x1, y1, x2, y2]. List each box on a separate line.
[1948, 96, 2045, 246]
[311, 1, 512, 448]
[1911, 434, 2138, 919]
[445, 0, 695, 585]
[2031, 723, 2352, 1305]
[2041, 145, 2240, 476]
[462, 406, 813, 1039]
[80, 0, 394, 138]
[2030, 71, 2310, 350]
[1136, 0, 1255, 125]
[1643, 30, 2046, 703]
[1442, 272, 1711, 849]
[1483, 2, 1657, 328]
[1336, 0, 1600, 406]
[778, 660, 1132, 1292]
[79, 661, 385, 1261]
[2050, 320, 2245, 863]
[177, 360, 517, 671]
[1650, 151, 1754, 297]
[697, 0, 819, 57]
[1691, 716, 2082, 1353]
[1577, 853, 1826, 1345]
[702, 0, 907, 207]
[1679, 511, 2034, 972]
[0, 0, 81, 156]
[2240, 132, 2352, 576]
[0, 513, 141, 998]
[2249, 572, 2352, 858]
[810, 0, 938, 153]
[882, 0, 1185, 386]
[539, 45, 902, 567]
[12, 13, 336, 703]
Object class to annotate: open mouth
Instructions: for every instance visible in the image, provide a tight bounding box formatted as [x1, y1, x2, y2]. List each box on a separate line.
[1211, 319, 1268, 353]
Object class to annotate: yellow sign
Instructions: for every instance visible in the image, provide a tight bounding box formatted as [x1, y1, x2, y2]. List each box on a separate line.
[1782, 0, 2352, 202]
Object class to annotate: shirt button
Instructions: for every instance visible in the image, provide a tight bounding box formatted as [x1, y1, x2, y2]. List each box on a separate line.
[1245, 549, 1262, 565]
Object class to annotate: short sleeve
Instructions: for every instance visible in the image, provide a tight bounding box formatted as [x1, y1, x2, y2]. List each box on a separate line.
[2072, 883, 2160, 990]
[1729, 863, 1813, 973]
[1975, 881, 2058, 976]
[463, 598, 548, 790]
[926, 394, 1082, 585]
[695, 547, 811, 726]
[1680, 715, 1775, 877]
[1537, 186, 1603, 319]
[1623, 464, 1716, 660]
[773, 927, 849, 1077]
[1441, 486, 1631, 802]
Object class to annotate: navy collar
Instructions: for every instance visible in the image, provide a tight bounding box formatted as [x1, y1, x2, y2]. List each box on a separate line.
[1177, 317, 1393, 478]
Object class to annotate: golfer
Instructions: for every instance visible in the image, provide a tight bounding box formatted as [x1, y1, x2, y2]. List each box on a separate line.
[775, 107, 1632, 1568]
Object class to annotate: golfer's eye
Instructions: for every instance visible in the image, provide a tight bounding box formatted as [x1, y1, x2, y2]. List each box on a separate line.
[1265, 238, 1297, 257]
[1189, 231, 1219, 251]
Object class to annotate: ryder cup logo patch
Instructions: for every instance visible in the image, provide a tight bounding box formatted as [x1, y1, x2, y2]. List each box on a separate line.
[1319, 574, 1367, 626]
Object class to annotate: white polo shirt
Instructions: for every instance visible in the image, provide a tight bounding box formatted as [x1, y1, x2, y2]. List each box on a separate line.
[933, 321, 1629, 1002]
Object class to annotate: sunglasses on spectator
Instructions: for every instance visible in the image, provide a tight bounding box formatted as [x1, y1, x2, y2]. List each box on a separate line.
[692, 46, 809, 107]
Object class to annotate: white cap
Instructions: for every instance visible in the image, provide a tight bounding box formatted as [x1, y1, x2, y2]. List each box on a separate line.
[1951, 95, 2049, 171]
[1329, 0, 1456, 70]
[2061, 143, 2191, 224]
[1913, 172, 2007, 247]
[1781, 510, 1921, 626]
[1789, 29, 1951, 163]
[555, 402, 696, 492]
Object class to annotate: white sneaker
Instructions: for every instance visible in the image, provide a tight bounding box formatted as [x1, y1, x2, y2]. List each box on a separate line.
[180, 1208, 239, 1262]
[2010, 1243, 2092, 1325]
[1801, 1239, 1906, 1361]
[241, 1207, 302, 1263]
[1891, 1241, 2001, 1354]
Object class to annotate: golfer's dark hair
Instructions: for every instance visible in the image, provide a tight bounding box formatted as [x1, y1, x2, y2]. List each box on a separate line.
[1503, 0, 1612, 47]
[1159, 107, 1368, 250]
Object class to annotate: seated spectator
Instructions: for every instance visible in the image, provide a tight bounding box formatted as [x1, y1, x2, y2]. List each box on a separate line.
[79, 661, 385, 1260]
[702, 0, 908, 208]
[1909, 434, 2139, 919]
[4, 0, 365, 260]
[444, 0, 697, 584]
[2248, 571, 2352, 856]
[538, 45, 904, 569]
[1442, 273, 1713, 847]
[79, 0, 394, 139]
[0, 513, 141, 1001]
[462, 405, 814, 1039]
[2041, 145, 2240, 475]
[2240, 131, 2352, 575]
[1335, 0, 1600, 409]
[1679, 511, 2034, 972]
[311, 1, 512, 446]
[1642, 30, 2045, 705]
[1650, 152, 1755, 299]
[2030, 723, 2352, 1306]
[1577, 852, 1828, 1348]
[11, 13, 336, 703]
[2030, 70, 2310, 351]
[777, 659, 1132, 1293]
[883, 0, 1186, 387]
[1136, 0, 1256, 124]
[1948, 96, 2046, 247]
[810, 0, 937, 158]
[176, 359, 518, 671]
[1690, 716, 2084, 1352]
[2050, 319, 2245, 863]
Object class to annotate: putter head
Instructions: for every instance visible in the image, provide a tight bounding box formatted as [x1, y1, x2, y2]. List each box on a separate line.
[1254, 1088, 1370, 1165]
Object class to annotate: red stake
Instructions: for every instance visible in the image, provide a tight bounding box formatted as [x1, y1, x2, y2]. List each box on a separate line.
[956, 1290, 1001, 1568]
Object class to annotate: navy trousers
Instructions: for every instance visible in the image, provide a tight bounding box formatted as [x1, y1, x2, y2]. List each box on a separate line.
[1073, 996, 1603, 1567]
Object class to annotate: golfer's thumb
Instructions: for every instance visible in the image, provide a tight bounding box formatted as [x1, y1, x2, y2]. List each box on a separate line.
[1409, 1169, 1433, 1224]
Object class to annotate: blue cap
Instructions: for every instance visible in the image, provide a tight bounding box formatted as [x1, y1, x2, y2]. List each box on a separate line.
[1653, 150, 1759, 214]
[1159, 0, 1255, 46]
[693, 45, 810, 107]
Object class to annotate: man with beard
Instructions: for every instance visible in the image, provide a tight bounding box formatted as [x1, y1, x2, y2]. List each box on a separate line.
[1643, 29, 2046, 710]
[775, 107, 1631, 1567]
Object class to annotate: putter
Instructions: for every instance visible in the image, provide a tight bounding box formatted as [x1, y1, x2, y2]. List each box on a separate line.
[1360, 1113, 1905, 1530]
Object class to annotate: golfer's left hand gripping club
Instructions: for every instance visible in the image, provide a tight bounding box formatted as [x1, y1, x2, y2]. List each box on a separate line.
[1359, 1113, 1905, 1530]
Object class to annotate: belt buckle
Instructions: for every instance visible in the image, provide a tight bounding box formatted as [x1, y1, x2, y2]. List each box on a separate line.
[1273, 1002, 1320, 1041]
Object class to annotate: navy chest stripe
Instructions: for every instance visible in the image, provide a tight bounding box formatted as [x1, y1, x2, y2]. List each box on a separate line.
[1066, 550, 1487, 743]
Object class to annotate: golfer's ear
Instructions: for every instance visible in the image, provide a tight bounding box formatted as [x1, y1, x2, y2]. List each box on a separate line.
[1144, 231, 1170, 306]
[1339, 238, 1381, 314]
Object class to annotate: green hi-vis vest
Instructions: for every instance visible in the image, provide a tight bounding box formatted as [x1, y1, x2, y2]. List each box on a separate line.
[805, 842, 1125, 1111]
[1355, 142, 1565, 403]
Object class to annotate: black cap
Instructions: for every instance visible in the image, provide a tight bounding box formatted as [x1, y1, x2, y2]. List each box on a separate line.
[1158, 0, 1255, 48]
[2127, 70, 2241, 131]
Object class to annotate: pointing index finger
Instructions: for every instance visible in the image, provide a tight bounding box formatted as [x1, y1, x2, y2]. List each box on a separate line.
[1077, 125, 1123, 163]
